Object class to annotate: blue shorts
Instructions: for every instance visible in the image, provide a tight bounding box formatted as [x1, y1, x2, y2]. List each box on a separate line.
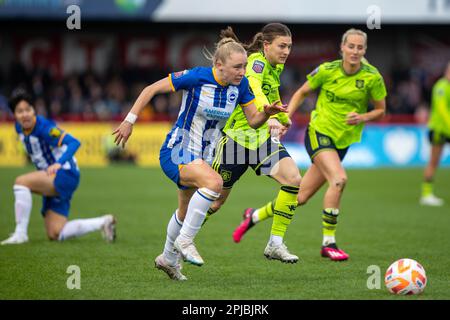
[159, 135, 204, 190]
[41, 169, 80, 217]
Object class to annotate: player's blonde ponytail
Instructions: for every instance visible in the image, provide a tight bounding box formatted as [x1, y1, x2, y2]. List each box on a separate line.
[203, 36, 246, 65]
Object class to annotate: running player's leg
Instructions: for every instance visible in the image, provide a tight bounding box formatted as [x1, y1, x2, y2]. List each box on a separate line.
[204, 135, 248, 225]
[262, 156, 301, 263]
[421, 132, 445, 206]
[156, 188, 195, 281]
[204, 188, 232, 225]
[297, 163, 326, 206]
[312, 150, 349, 261]
[173, 159, 222, 266]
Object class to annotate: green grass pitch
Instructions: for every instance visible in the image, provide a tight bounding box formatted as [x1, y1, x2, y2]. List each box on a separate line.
[0, 166, 449, 299]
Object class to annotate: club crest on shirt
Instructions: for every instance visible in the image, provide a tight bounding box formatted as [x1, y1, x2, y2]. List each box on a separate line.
[49, 127, 62, 138]
[227, 92, 237, 103]
[252, 60, 265, 73]
[355, 79, 365, 89]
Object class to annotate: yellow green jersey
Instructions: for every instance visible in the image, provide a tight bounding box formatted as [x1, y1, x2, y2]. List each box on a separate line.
[307, 59, 387, 149]
[223, 51, 290, 150]
[428, 78, 450, 137]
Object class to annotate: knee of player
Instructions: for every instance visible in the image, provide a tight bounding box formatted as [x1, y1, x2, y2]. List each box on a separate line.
[47, 230, 60, 241]
[332, 175, 348, 190]
[286, 172, 302, 187]
[203, 174, 223, 194]
[14, 175, 28, 187]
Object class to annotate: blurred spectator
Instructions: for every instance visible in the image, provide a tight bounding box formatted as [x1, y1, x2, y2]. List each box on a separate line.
[0, 60, 443, 122]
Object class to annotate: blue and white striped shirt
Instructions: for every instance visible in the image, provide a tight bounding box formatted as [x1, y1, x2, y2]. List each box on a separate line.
[16, 115, 80, 173]
[165, 66, 255, 161]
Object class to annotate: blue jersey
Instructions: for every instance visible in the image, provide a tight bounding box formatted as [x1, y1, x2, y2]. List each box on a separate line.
[165, 66, 255, 160]
[16, 115, 80, 173]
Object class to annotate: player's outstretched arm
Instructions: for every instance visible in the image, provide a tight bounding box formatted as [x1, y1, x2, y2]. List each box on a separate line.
[112, 77, 173, 148]
[287, 81, 313, 117]
[242, 100, 288, 129]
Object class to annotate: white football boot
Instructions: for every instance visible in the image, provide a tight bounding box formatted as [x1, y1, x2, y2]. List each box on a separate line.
[1, 233, 29, 245]
[154, 253, 187, 281]
[101, 214, 117, 243]
[174, 237, 204, 266]
[264, 243, 299, 263]
[420, 194, 444, 207]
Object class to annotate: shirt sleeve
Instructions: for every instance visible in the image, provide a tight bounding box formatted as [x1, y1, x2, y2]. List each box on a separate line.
[306, 64, 326, 90]
[246, 58, 266, 83]
[168, 68, 199, 91]
[42, 123, 81, 165]
[370, 73, 388, 101]
[238, 76, 256, 107]
[248, 76, 270, 108]
[434, 85, 450, 128]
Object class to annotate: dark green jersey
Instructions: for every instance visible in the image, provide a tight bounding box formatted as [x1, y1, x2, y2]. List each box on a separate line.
[307, 60, 387, 148]
[223, 52, 289, 150]
[428, 78, 450, 136]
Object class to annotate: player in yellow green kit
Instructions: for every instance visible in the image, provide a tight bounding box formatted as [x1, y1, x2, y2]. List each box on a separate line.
[420, 62, 450, 206]
[205, 23, 302, 263]
[232, 28, 387, 261]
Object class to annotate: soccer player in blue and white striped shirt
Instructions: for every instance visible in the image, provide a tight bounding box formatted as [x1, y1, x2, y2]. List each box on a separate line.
[113, 37, 287, 280]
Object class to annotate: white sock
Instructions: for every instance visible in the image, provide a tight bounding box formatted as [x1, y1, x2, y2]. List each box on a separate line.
[269, 234, 283, 246]
[13, 185, 32, 235]
[163, 210, 183, 266]
[252, 209, 260, 223]
[178, 188, 220, 242]
[323, 236, 336, 246]
[58, 216, 106, 241]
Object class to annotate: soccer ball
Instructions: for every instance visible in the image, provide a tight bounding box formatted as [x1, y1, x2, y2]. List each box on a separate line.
[385, 258, 427, 295]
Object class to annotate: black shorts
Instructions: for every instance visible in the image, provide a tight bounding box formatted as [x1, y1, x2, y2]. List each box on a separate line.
[304, 125, 349, 162]
[428, 130, 450, 145]
[212, 135, 291, 189]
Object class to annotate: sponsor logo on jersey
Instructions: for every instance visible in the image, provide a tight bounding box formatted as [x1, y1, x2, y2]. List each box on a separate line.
[173, 70, 187, 79]
[49, 127, 62, 138]
[262, 83, 272, 96]
[252, 60, 265, 73]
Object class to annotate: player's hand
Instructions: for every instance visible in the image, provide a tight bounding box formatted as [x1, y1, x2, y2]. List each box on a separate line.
[112, 121, 133, 148]
[279, 117, 292, 139]
[268, 118, 283, 142]
[263, 101, 288, 116]
[346, 112, 365, 125]
[46, 163, 61, 176]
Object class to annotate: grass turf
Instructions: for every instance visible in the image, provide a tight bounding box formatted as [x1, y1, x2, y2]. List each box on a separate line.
[0, 166, 449, 300]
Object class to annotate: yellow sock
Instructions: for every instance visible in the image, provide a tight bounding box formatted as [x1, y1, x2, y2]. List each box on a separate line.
[202, 208, 216, 226]
[270, 185, 299, 237]
[322, 208, 339, 243]
[422, 181, 433, 197]
[254, 200, 275, 222]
